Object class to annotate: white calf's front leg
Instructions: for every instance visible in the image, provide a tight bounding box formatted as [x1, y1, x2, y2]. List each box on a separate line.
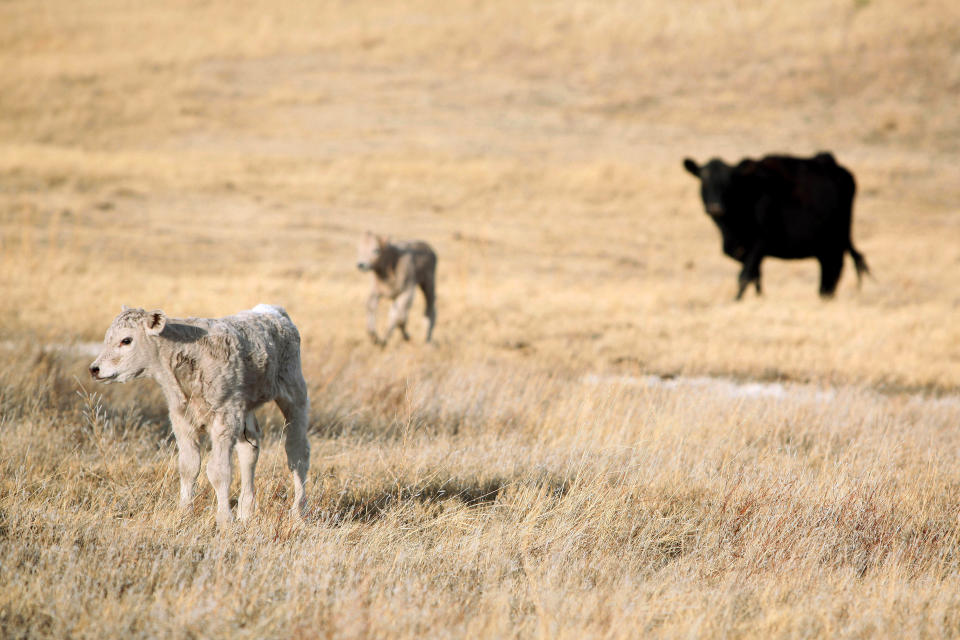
[207, 412, 240, 526]
[236, 411, 261, 521]
[170, 411, 201, 511]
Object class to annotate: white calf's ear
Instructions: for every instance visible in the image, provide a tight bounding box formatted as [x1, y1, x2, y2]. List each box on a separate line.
[121, 304, 130, 312]
[144, 310, 166, 335]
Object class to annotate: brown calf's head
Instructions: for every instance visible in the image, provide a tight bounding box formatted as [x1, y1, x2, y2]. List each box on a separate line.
[356, 231, 390, 271]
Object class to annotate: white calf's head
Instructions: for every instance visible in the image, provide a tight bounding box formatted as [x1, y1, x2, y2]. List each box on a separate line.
[356, 231, 388, 271]
[89, 306, 166, 383]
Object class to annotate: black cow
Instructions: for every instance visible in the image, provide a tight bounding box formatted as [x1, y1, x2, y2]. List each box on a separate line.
[683, 152, 869, 300]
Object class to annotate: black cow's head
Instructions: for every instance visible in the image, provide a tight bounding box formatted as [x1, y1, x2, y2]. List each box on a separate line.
[683, 158, 734, 217]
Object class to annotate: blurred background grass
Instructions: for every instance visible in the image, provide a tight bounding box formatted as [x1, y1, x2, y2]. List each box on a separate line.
[1, 0, 958, 389]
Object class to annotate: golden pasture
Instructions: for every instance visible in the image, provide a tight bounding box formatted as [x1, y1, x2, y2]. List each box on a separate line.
[1, 1, 959, 637]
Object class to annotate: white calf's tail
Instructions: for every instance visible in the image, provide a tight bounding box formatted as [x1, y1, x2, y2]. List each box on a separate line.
[251, 304, 288, 318]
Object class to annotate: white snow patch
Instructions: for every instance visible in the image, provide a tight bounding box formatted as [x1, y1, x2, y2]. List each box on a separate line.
[0, 341, 102, 358]
[583, 373, 837, 403]
[583, 373, 960, 411]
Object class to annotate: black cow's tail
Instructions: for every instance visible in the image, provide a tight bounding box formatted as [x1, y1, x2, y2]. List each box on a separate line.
[847, 242, 870, 287]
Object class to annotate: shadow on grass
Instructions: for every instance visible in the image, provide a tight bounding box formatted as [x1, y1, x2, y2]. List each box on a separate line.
[310, 474, 571, 525]
[307, 405, 474, 442]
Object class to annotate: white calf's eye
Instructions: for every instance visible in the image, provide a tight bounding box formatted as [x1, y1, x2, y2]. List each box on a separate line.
[120, 337, 132, 345]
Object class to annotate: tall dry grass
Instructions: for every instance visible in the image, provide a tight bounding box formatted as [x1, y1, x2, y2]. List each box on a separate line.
[4, 346, 960, 637]
[1, 0, 960, 637]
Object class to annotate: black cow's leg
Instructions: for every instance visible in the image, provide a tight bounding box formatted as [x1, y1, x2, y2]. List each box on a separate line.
[818, 251, 844, 298]
[736, 250, 763, 301]
[736, 272, 751, 300]
[754, 263, 763, 295]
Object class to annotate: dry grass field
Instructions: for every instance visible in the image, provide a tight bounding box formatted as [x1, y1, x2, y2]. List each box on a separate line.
[2, 0, 960, 637]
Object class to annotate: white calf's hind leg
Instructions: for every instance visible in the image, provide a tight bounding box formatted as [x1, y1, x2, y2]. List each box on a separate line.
[276, 393, 310, 518]
[170, 411, 201, 510]
[236, 411, 261, 521]
[207, 412, 240, 526]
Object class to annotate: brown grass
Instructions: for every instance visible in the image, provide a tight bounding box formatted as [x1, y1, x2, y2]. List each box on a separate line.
[1, 0, 960, 637]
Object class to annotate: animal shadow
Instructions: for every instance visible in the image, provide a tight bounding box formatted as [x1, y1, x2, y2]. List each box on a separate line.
[315, 474, 570, 525]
